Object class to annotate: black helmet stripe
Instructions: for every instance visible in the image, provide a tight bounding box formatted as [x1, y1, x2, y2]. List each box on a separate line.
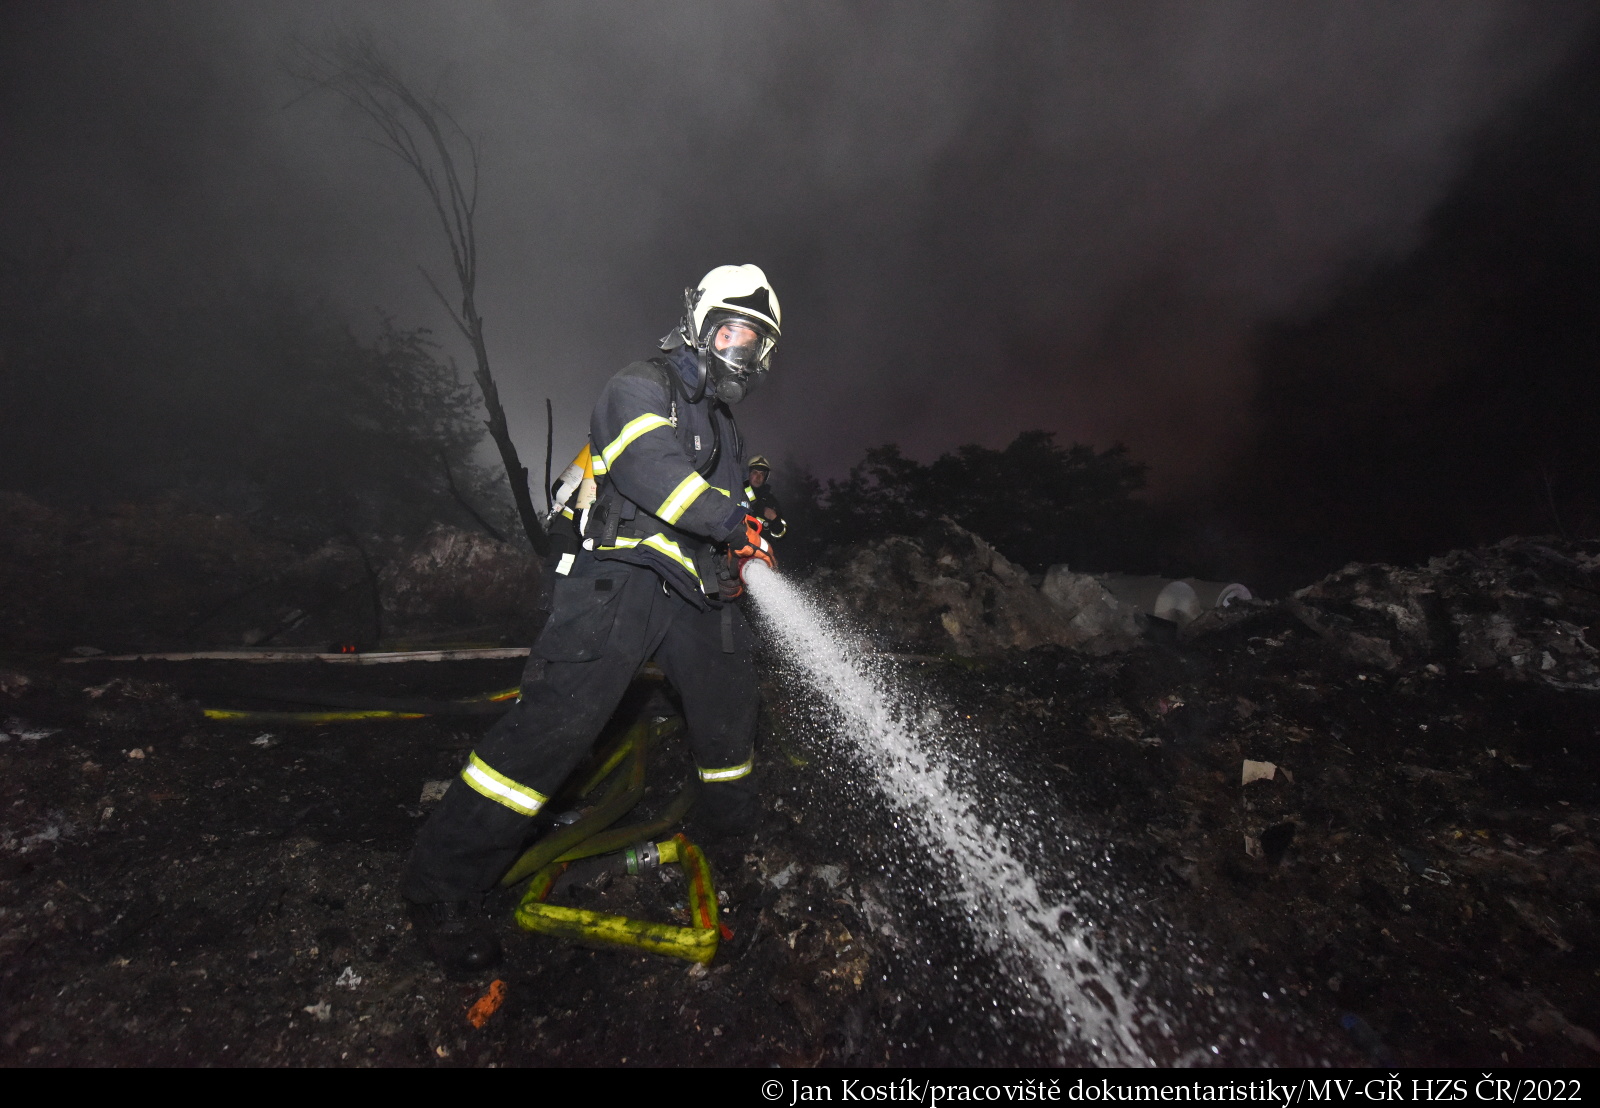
[722, 287, 773, 321]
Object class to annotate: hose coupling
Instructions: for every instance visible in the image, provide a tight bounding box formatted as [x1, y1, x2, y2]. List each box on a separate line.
[624, 841, 664, 875]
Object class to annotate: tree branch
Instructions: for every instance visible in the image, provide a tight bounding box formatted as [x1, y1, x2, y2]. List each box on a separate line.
[290, 32, 548, 555]
[440, 449, 509, 543]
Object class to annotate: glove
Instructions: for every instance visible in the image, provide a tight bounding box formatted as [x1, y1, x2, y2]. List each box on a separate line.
[727, 514, 775, 580]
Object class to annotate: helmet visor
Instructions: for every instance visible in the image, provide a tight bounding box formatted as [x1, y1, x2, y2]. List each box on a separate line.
[708, 318, 774, 372]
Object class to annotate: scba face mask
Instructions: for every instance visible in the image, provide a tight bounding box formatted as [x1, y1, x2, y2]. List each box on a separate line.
[659, 266, 782, 403]
[699, 313, 775, 404]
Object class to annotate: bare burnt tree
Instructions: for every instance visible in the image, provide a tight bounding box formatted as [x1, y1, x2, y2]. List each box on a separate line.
[293, 34, 548, 554]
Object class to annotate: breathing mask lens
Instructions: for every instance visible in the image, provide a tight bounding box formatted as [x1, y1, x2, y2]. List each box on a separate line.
[709, 319, 764, 371]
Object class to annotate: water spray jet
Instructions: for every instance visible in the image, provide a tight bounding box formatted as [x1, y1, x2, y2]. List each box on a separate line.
[742, 561, 1157, 1064]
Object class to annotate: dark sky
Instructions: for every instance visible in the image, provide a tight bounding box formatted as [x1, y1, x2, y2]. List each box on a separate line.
[2, 1, 1594, 494]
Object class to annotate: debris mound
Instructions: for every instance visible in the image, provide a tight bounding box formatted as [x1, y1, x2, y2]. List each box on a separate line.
[806, 517, 1143, 656]
[1275, 537, 1600, 688]
[0, 494, 540, 652]
[379, 524, 540, 641]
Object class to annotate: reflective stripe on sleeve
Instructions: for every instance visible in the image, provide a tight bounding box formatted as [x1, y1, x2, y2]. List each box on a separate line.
[460, 752, 548, 816]
[600, 413, 673, 469]
[602, 533, 702, 583]
[698, 759, 753, 783]
[657, 471, 711, 525]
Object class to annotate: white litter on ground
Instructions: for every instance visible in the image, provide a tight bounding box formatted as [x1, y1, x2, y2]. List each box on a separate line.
[1241, 759, 1277, 785]
[3, 718, 60, 742]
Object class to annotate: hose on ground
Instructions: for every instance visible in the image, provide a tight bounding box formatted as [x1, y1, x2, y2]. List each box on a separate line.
[498, 715, 681, 887]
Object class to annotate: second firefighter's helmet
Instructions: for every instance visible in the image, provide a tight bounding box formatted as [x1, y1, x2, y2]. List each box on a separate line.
[663, 264, 780, 404]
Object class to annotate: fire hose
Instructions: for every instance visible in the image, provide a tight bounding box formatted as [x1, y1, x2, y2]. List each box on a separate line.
[499, 714, 726, 964]
[198, 671, 725, 961]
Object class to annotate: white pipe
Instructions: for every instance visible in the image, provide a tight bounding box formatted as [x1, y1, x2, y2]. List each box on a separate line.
[1181, 579, 1253, 609]
[1096, 575, 1202, 624]
[61, 647, 530, 665]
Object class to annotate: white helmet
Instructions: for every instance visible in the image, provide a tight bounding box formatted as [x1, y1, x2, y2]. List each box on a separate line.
[662, 264, 780, 404]
[690, 264, 781, 338]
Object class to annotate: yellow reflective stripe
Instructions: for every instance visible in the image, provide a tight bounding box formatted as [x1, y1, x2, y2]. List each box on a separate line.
[559, 506, 574, 520]
[657, 472, 710, 525]
[461, 752, 547, 816]
[602, 534, 701, 582]
[698, 759, 752, 783]
[591, 454, 608, 475]
[600, 413, 672, 469]
[643, 534, 700, 579]
[743, 485, 754, 499]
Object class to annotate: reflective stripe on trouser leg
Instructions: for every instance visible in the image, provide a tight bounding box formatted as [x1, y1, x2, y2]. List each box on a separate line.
[460, 752, 547, 816]
[402, 561, 679, 903]
[698, 758, 753, 782]
[655, 598, 758, 791]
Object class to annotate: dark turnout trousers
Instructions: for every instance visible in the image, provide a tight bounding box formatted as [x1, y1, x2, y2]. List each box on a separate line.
[402, 554, 759, 904]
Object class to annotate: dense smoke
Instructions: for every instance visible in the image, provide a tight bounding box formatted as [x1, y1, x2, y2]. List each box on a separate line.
[1, 2, 1592, 498]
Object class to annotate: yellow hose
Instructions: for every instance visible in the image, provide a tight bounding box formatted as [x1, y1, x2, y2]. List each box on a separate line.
[551, 781, 697, 864]
[574, 734, 638, 798]
[203, 708, 427, 723]
[488, 693, 719, 964]
[515, 833, 721, 964]
[472, 687, 523, 702]
[202, 686, 521, 724]
[497, 717, 683, 888]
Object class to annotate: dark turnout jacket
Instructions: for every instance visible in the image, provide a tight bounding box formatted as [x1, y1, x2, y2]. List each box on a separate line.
[746, 483, 786, 539]
[585, 353, 751, 607]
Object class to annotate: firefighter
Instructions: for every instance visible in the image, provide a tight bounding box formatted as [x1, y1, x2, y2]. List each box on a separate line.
[402, 265, 780, 974]
[744, 455, 787, 542]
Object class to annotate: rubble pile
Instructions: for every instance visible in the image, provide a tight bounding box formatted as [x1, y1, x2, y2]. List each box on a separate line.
[378, 524, 541, 643]
[1278, 538, 1600, 690]
[0, 531, 1597, 1065]
[784, 532, 1600, 1064]
[813, 518, 1600, 683]
[0, 493, 297, 651]
[806, 517, 1143, 656]
[0, 495, 538, 652]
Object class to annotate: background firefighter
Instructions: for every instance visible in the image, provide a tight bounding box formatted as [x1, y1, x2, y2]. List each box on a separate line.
[402, 265, 781, 974]
[744, 455, 787, 544]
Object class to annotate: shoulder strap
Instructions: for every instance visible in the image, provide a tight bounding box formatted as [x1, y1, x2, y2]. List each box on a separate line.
[645, 357, 680, 427]
[649, 356, 723, 480]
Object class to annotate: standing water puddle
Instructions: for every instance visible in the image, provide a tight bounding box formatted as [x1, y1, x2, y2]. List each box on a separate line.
[745, 562, 1159, 1064]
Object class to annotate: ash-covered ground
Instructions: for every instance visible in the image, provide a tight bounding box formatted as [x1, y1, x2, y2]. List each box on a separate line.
[2, 530, 1600, 1066]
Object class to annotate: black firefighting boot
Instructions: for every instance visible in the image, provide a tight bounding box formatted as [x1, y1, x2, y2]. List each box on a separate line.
[408, 898, 502, 976]
[692, 776, 775, 844]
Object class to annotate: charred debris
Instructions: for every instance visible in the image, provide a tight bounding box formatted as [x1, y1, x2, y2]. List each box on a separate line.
[1, 501, 1599, 1066]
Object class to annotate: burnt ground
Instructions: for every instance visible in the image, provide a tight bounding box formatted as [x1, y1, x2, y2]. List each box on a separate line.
[3, 595, 1599, 1069]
